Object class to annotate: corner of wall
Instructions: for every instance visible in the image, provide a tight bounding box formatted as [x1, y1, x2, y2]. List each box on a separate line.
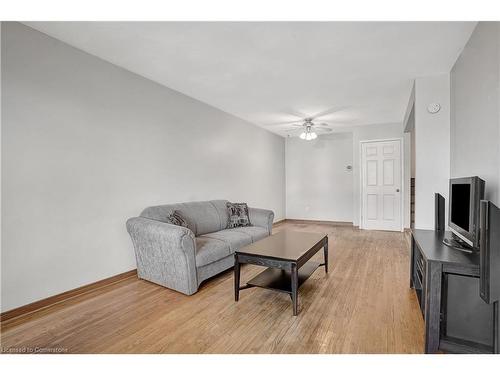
[414, 74, 451, 229]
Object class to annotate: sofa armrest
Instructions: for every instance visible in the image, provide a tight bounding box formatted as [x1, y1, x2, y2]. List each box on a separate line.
[248, 207, 275, 235]
[126, 217, 198, 295]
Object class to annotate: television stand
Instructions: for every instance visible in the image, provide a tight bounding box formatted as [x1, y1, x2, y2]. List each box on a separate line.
[442, 236, 474, 253]
[411, 229, 498, 353]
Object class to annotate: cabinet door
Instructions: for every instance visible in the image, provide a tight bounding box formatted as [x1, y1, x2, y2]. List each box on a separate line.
[443, 274, 494, 348]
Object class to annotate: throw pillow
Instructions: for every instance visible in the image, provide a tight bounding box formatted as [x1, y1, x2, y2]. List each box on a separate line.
[166, 210, 189, 228]
[226, 202, 251, 228]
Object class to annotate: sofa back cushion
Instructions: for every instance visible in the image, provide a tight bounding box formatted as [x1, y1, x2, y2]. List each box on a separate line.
[140, 200, 229, 236]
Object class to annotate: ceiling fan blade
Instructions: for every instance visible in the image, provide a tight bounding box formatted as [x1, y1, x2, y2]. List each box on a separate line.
[318, 117, 360, 126]
[310, 106, 349, 120]
[283, 109, 308, 119]
[277, 126, 303, 131]
[265, 120, 303, 126]
[266, 109, 307, 126]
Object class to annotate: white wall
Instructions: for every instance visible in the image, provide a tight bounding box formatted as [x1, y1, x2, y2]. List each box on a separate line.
[450, 22, 500, 206]
[285, 132, 353, 222]
[414, 74, 451, 229]
[1, 23, 286, 312]
[350, 123, 408, 227]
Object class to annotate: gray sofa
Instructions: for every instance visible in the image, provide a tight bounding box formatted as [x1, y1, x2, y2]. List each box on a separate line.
[126, 200, 274, 295]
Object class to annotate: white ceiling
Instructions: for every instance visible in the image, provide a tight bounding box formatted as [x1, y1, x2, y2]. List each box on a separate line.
[25, 22, 476, 136]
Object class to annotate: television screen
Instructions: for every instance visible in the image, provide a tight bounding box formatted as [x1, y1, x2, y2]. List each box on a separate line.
[451, 183, 471, 232]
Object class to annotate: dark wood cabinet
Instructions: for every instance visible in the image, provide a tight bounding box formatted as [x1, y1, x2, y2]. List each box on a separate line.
[410, 229, 498, 354]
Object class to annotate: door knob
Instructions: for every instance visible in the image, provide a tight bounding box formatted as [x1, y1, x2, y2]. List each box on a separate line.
[396, 189, 400, 192]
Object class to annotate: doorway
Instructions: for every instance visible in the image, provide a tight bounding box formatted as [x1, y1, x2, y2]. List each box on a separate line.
[361, 139, 403, 231]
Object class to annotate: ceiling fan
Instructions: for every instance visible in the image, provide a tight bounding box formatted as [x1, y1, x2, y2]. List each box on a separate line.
[285, 118, 333, 140]
[267, 106, 348, 140]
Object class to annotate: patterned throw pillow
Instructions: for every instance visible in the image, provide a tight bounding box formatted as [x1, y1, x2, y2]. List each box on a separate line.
[166, 210, 189, 228]
[226, 202, 251, 228]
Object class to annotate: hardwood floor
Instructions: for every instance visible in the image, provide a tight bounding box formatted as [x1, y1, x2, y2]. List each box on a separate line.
[0, 223, 424, 353]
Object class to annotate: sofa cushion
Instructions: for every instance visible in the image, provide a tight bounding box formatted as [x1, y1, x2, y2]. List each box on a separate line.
[230, 226, 269, 242]
[141, 200, 230, 236]
[195, 237, 231, 267]
[201, 229, 252, 253]
[210, 200, 230, 231]
[177, 201, 222, 236]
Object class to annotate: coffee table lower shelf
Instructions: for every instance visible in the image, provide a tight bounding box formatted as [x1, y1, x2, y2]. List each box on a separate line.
[246, 261, 321, 294]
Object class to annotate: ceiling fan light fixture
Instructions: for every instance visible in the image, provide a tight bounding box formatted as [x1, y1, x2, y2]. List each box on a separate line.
[294, 118, 330, 140]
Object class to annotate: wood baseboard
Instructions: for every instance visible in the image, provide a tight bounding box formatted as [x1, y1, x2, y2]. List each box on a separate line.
[0, 269, 137, 323]
[274, 219, 353, 227]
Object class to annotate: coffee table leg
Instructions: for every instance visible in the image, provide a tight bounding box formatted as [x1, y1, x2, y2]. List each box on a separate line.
[324, 237, 329, 273]
[291, 263, 298, 316]
[234, 254, 240, 302]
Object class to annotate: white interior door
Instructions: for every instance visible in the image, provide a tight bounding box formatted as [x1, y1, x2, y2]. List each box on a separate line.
[361, 139, 402, 231]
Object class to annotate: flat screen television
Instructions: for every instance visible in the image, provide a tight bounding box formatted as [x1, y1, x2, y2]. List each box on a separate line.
[447, 176, 485, 250]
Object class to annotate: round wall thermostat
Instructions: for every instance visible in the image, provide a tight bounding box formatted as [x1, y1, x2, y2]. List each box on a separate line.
[427, 103, 441, 114]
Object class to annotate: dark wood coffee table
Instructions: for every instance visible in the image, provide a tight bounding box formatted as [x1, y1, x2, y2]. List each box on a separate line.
[234, 230, 328, 316]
